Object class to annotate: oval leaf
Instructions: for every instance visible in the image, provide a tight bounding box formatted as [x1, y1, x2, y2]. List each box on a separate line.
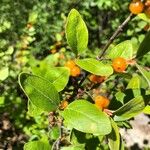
[136, 31, 150, 58]
[32, 67, 70, 92]
[18, 73, 60, 112]
[107, 40, 133, 60]
[108, 119, 120, 150]
[66, 9, 88, 55]
[114, 95, 150, 121]
[76, 58, 113, 76]
[62, 100, 111, 135]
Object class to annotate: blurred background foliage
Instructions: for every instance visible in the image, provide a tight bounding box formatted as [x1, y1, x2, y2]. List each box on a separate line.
[0, 0, 150, 149]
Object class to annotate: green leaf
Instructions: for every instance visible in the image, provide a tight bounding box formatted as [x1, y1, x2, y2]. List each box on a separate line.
[27, 101, 43, 117]
[115, 92, 125, 104]
[32, 67, 70, 92]
[62, 100, 111, 135]
[136, 31, 150, 58]
[138, 13, 150, 23]
[108, 119, 120, 150]
[24, 139, 51, 150]
[18, 73, 60, 112]
[127, 75, 141, 89]
[76, 58, 113, 76]
[66, 9, 88, 55]
[61, 144, 85, 150]
[0, 67, 9, 81]
[143, 105, 150, 114]
[136, 64, 150, 88]
[107, 40, 133, 60]
[114, 95, 150, 121]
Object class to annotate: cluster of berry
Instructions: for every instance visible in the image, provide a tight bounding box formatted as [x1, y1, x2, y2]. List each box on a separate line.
[129, 0, 150, 17]
[65, 60, 81, 77]
[64, 57, 128, 110]
[90, 57, 127, 110]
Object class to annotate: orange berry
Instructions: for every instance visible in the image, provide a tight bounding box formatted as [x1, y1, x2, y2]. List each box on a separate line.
[89, 74, 105, 83]
[59, 100, 68, 110]
[65, 60, 76, 69]
[112, 57, 127, 73]
[129, 0, 144, 14]
[145, 7, 150, 18]
[89, 75, 98, 83]
[70, 66, 81, 77]
[94, 95, 110, 109]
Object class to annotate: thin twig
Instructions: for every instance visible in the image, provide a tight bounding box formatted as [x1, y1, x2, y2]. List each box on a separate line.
[52, 118, 63, 150]
[98, 13, 133, 59]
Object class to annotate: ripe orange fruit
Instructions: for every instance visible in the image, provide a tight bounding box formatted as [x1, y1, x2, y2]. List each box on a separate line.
[129, 0, 144, 14]
[65, 60, 76, 69]
[59, 100, 68, 110]
[94, 95, 110, 109]
[112, 57, 127, 73]
[89, 74, 105, 83]
[70, 66, 81, 77]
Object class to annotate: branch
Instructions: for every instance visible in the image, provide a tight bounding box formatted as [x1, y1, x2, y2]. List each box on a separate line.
[98, 13, 133, 59]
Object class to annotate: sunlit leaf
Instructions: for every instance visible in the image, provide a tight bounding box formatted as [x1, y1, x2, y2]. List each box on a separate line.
[32, 67, 70, 92]
[114, 95, 150, 121]
[76, 58, 113, 76]
[107, 40, 133, 60]
[66, 9, 88, 55]
[63, 100, 111, 135]
[19, 73, 60, 112]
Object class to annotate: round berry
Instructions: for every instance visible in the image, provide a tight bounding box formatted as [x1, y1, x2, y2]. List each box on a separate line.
[94, 95, 110, 109]
[65, 60, 76, 69]
[89, 74, 105, 83]
[112, 57, 127, 73]
[129, 0, 144, 14]
[60, 100, 68, 110]
[70, 66, 81, 77]
[89, 75, 98, 83]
